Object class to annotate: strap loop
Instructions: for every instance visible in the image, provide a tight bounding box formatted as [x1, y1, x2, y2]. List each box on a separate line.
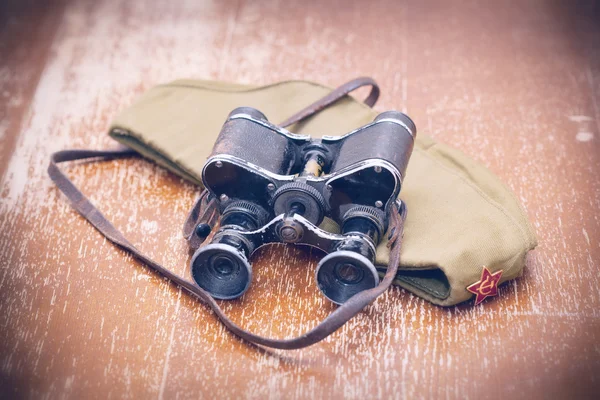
[182, 189, 219, 250]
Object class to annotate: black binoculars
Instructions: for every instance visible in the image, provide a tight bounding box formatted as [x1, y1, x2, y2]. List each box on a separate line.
[189, 107, 416, 304]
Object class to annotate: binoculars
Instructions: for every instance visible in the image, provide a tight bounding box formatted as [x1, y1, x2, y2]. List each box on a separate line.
[189, 107, 416, 304]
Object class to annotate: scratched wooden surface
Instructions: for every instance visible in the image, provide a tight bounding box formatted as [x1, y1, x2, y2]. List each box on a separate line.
[1, 0, 599, 398]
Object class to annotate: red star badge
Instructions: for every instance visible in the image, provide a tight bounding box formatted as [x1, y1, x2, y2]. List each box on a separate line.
[467, 267, 503, 305]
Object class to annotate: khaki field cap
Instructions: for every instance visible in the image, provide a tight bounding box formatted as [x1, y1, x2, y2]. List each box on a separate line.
[108, 78, 537, 307]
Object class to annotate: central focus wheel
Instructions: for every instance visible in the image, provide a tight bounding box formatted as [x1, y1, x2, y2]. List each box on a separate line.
[272, 182, 327, 225]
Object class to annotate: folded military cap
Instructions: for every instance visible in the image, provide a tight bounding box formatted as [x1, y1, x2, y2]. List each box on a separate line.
[108, 79, 537, 306]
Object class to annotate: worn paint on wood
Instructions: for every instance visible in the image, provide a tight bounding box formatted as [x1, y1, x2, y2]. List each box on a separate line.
[1, 0, 599, 398]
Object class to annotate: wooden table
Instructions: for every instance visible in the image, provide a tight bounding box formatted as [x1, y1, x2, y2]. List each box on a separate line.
[1, 0, 599, 398]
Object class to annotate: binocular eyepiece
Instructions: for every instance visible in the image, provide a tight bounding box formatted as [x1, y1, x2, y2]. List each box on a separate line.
[190, 107, 415, 304]
[316, 205, 385, 303]
[191, 200, 268, 299]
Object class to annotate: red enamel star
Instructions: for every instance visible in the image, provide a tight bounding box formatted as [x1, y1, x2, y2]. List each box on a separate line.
[467, 267, 503, 305]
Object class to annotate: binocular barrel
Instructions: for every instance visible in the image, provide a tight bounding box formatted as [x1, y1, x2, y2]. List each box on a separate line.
[190, 201, 269, 299]
[316, 205, 385, 304]
[208, 107, 415, 180]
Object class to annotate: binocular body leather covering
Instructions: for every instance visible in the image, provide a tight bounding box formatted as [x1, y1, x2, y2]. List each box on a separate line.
[190, 107, 416, 304]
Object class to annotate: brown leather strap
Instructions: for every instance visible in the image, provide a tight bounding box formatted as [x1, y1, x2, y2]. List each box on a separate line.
[278, 76, 380, 128]
[47, 78, 407, 350]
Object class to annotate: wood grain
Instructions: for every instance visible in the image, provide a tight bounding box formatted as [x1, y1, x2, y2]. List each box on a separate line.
[1, 0, 599, 398]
